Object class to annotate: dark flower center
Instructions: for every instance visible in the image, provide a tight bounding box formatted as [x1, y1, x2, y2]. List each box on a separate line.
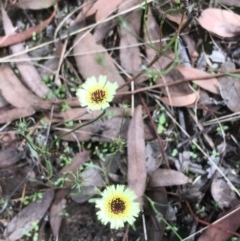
[91, 89, 106, 103]
[110, 198, 126, 214]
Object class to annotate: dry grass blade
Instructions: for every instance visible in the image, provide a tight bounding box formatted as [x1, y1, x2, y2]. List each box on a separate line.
[127, 105, 147, 210]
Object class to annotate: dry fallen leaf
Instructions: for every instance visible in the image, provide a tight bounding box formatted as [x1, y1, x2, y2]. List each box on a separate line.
[0, 66, 51, 110]
[211, 174, 238, 209]
[49, 151, 90, 238]
[197, 8, 240, 38]
[149, 169, 191, 187]
[177, 66, 220, 94]
[14, 0, 59, 9]
[144, 8, 174, 79]
[0, 7, 56, 47]
[2, 8, 50, 97]
[146, 187, 168, 241]
[218, 62, 240, 112]
[0, 147, 24, 168]
[158, 68, 198, 107]
[73, 32, 127, 93]
[197, 202, 240, 241]
[4, 189, 54, 241]
[119, 9, 143, 83]
[216, 0, 240, 6]
[161, 91, 199, 107]
[127, 105, 147, 210]
[86, 0, 124, 21]
[0, 108, 35, 124]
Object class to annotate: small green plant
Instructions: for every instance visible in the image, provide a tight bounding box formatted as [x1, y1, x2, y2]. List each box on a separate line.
[216, 125, 229, 133]
[145, 195, 183, 241]
[171, 148, 178, 157]
[64, 167, 84, 191]
[23, 192, 43, 205]
[21, 222, 39, 241]
[59, 209, 69, 217]
[157, 113, 168, 134]
[61, 102, 71, 112]
[53, 176, 70, 187]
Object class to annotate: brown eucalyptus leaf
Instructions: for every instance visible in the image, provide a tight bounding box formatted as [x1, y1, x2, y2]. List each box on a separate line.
[197, 202, 240, 241]
[0, 7, 56, 47]
[2, 8, 50, 97]
[197, 8, 240, 38]
[160, 91, 199, 107]
[49, 152, 90, 238]
[177, 66, 220, 94]
[218, 62, 240, 112]
[144, 8, 174, 81]
[119, 9, 144, 83]
[211, 174, 238, 209]
[0, 66, 51, 110]
[149, 169, 191, 187]
[50, 197, 67, 238]
[73, 32, 127, 93]
[0, 66, 33, 109]
[0, 108, 35, 124]
[0, 147, 24, 167]
[87, 0, 124, 21]
[146, 187, 168, 241]
[216, 0, 240, 6]
[14, 0, 59, 9]
[127, 105, 147, 210]
[4, 190, 54, 241]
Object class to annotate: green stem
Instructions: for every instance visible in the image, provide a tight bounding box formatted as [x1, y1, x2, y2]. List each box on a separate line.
[56, 109, 106, 140]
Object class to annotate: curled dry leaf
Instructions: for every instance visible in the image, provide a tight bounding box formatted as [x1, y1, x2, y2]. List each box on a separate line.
[197, 201, 240, 241]
[177, 66, 220, 94]
[127, 105, 147, 210]
[0, 7, 56, 47]
[197, 8, 240, 38]
[161, 91, 199, 107]
[157, 68, 197, 107]
[2, 8, 50, 97]
[4, 189, 54, 241]
[14, 0, 59, 9]
[149, 169, 191, 187]
[211, 174, 238, 209]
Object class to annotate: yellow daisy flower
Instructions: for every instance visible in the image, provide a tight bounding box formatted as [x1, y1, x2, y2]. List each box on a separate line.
[95, 185, 140, 229]
[76, 75, 118, 111]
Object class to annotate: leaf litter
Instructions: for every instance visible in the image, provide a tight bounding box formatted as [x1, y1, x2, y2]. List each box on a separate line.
[2, 0, 240, 241]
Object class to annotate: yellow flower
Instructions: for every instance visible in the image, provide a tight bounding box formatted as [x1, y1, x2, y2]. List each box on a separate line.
[76, 75, 118, 111]
[95, 185, 140, 229]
